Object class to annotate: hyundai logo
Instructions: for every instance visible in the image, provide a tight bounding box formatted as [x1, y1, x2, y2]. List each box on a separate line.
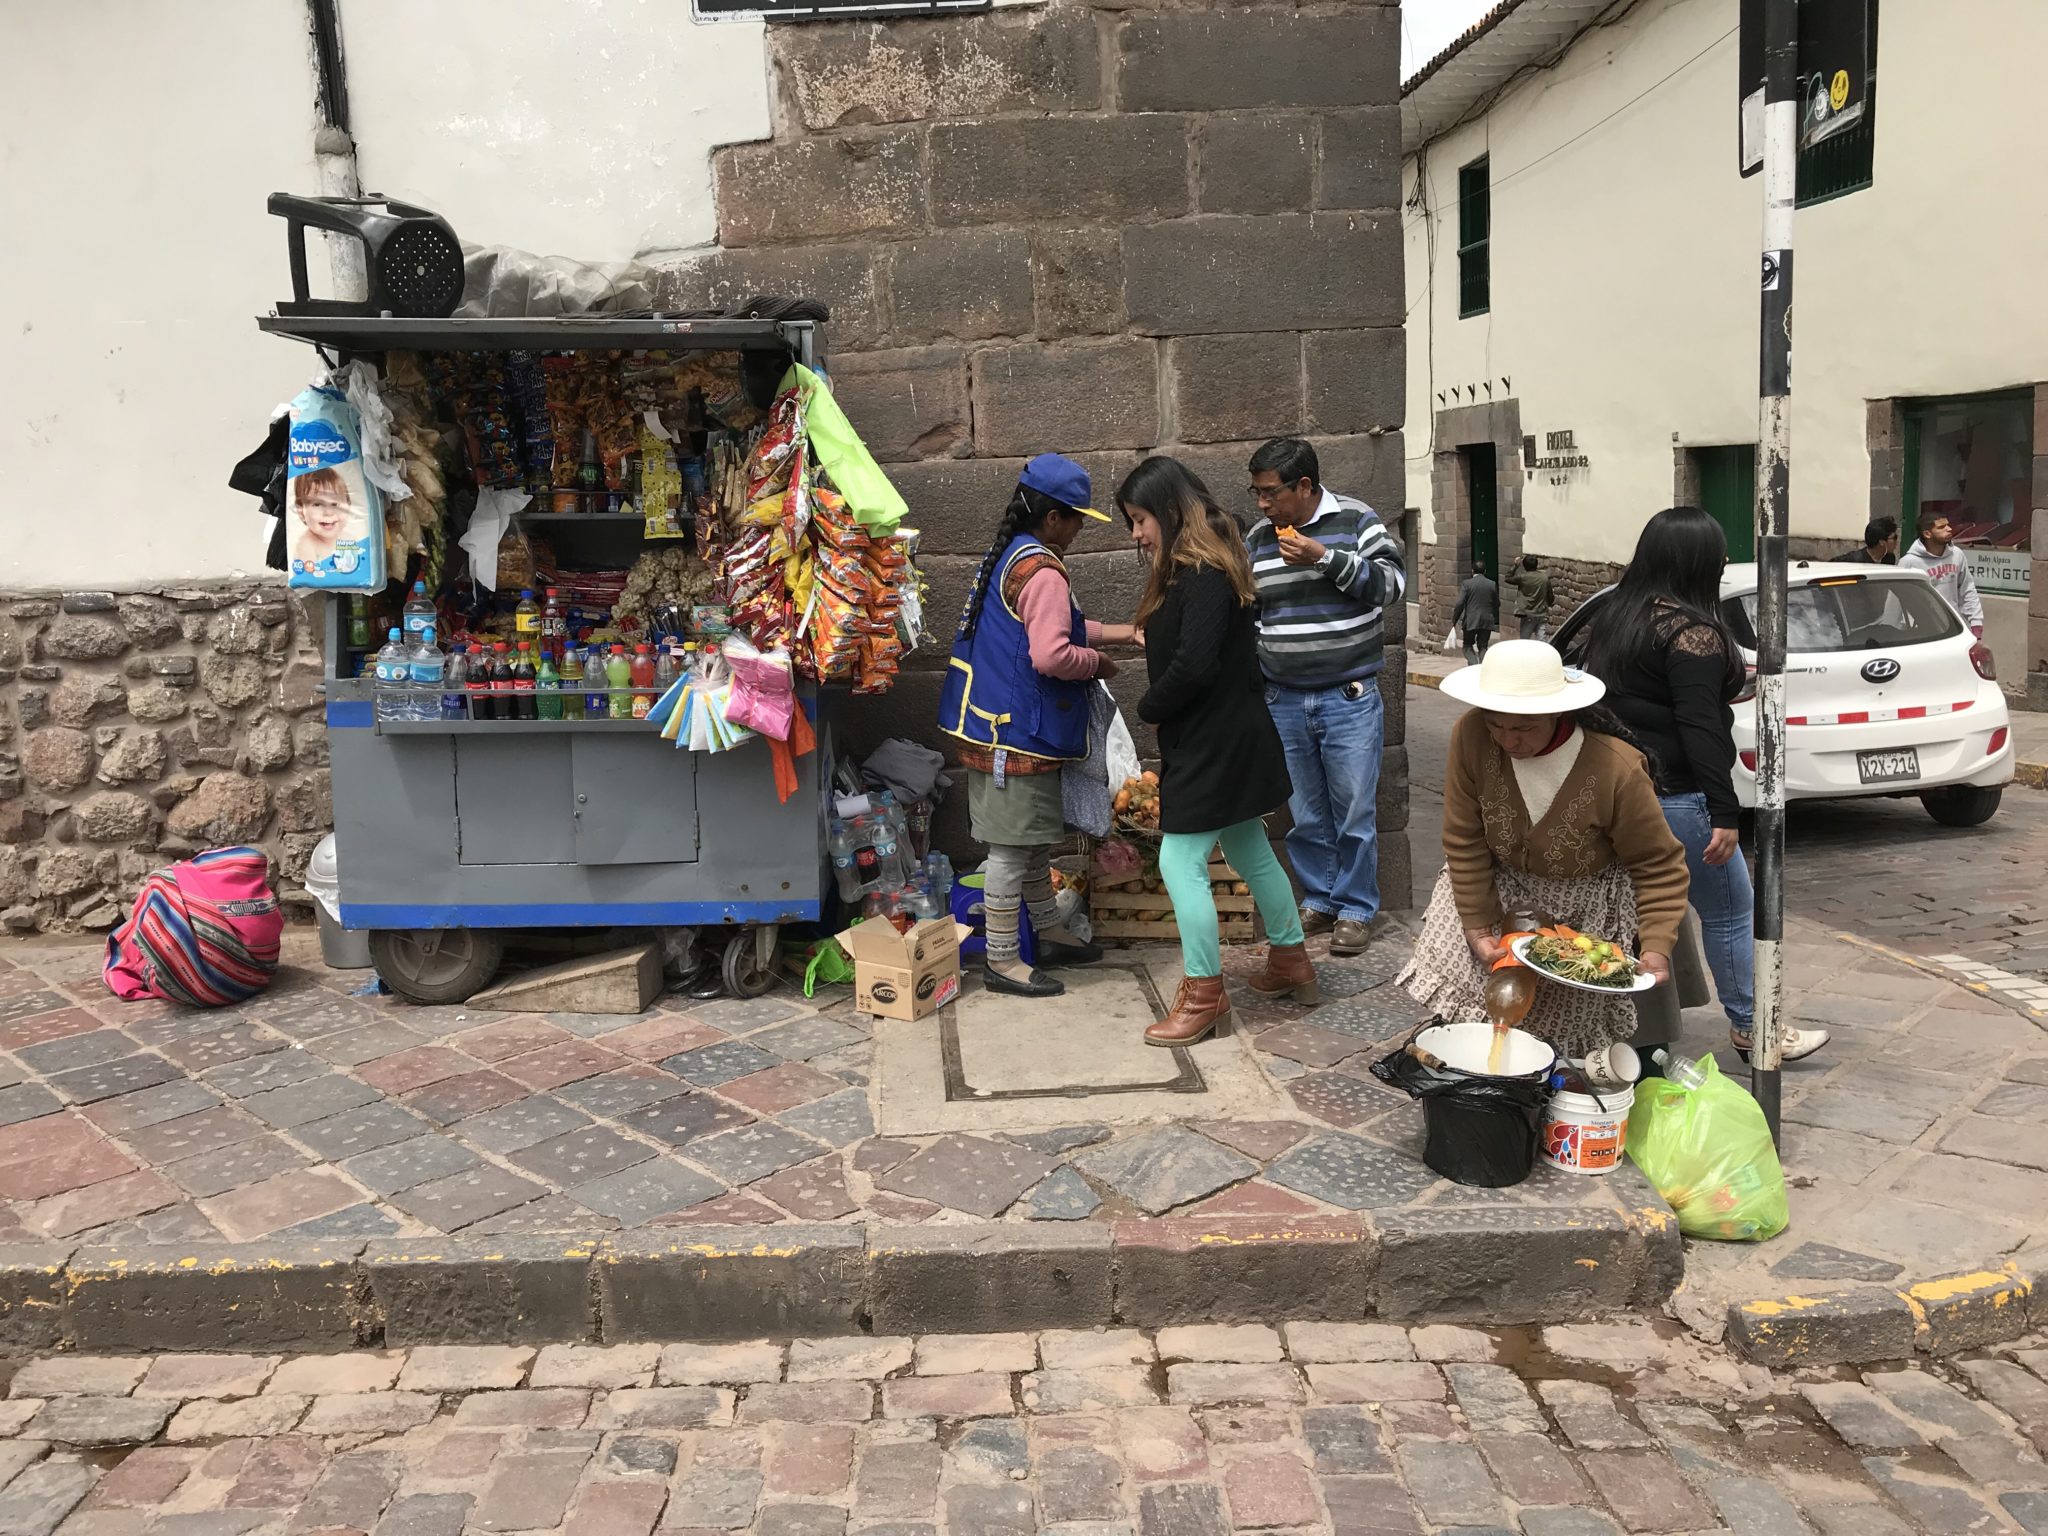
[1861, 657, 1901, 684]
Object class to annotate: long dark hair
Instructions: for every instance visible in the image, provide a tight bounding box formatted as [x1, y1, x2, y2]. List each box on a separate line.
[1115, 456, 1258, 625]
[957, 487, 1064, 643]
[1584, 506, 1744, 695]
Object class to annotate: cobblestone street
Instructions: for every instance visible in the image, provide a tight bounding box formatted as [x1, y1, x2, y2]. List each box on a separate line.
[2, 1321, 2045, 1534]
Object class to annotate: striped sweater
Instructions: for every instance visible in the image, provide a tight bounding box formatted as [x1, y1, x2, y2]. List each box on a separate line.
[1248, 490, 1406, 689]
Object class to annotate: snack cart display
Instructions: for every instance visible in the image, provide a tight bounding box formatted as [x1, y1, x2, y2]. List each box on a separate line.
[256, 311, 918, 1005]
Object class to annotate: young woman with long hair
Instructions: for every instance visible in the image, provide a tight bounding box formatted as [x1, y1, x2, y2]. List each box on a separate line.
[1116, 456, 1308, 1045]
[1582, 505, 1828, 1061]
[938, 455, 1137, 998]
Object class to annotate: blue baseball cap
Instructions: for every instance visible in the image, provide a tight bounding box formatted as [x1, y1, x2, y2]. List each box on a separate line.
[1018, 453, 1109, 521]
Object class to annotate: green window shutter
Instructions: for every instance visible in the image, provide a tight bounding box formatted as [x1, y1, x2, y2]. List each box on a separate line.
[1458, 156, 1490, 318]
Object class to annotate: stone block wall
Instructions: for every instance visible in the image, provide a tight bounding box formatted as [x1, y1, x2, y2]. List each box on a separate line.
[656, 0, 1412, 905]
[0, 584, 329, 934]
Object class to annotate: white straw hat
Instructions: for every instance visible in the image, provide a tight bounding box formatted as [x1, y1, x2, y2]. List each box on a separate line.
[1440, 639, 1607, 714]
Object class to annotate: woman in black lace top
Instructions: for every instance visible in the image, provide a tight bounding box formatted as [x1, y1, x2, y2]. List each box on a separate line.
[1585, 506, 1830, 1063]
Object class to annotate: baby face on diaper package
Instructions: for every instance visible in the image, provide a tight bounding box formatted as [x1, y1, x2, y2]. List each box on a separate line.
[286, 385, 385, 590]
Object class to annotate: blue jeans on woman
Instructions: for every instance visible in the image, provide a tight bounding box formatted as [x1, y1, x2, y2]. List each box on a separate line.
[1659, 792, 1754, 1033]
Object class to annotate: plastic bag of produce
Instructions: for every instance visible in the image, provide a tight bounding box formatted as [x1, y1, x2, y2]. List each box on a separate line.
[1624, 1056, 1789, 1241]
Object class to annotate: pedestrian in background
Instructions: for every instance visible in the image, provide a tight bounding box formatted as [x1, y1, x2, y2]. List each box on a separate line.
[1118, 457, 1309, 1046]
[1245, 438, 1406, 958]
[1585, 506, 1830, 1063]
[1454, 560, 1499, 664]
[1837, 515, 1899, 565]
[1511, 552, 1555, 639]
[1900, 510, 1986, 637]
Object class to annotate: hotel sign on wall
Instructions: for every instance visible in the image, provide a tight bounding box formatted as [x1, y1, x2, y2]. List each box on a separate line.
[1523, 430, 1591, 485]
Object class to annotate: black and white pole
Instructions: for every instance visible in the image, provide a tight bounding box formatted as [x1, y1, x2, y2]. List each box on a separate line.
[1751, 0, 1797, 1142]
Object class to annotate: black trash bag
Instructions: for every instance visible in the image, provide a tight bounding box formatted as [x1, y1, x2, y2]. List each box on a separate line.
[1370, 1022, 1549, 1189]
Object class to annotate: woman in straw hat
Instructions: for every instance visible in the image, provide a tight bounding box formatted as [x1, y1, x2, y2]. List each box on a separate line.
[1398, 640, 1690, 1054]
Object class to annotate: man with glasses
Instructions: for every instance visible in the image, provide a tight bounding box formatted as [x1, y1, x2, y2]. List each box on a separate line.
[1244, 439, 1406, 957]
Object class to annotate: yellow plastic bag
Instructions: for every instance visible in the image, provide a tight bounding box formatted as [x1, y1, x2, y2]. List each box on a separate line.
[1624, 1056, 1788, 1241]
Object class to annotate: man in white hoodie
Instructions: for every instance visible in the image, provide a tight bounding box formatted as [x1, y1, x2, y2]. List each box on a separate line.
[1898, 511, 1986, 636]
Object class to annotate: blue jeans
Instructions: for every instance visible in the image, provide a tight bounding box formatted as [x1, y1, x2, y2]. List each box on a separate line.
[1265, 681, 1384, 925]
[1660, 792, 1754, 1031]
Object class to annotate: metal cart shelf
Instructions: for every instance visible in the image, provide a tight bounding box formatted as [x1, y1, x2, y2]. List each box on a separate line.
[267, 312, 835, 1003]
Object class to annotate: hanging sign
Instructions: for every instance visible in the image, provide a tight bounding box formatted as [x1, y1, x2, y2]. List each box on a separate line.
[695, 0, 989, 17]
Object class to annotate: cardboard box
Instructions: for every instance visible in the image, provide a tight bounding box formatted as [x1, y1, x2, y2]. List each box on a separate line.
[837, 918, 970, 1021]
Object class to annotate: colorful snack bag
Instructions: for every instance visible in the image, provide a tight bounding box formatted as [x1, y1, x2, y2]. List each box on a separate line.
[286, 384, 385, 591]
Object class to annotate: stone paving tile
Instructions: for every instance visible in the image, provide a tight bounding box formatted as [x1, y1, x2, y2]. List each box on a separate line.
[777, 1088, 875, 1148]
[388, 1164, 549, 1231]
[618, 1091, 754, 1148]
[749, 1016, 868, 1063]
[200, 1167, 363, 1242]
[47, 1052, 182, 1105]
[550, 1065, 683, 1118]
[569, 1158, 724, 1222]
[511, 1124, 656, 1185]
[452, 1094, 594, 1154]
[1020, 1166, 1103, 1221]
[290, 1100, 434, 1160]
[341, 1134, 484, 1197]
[279, 1201, 402, 1239]
[689, 1123, 828, 1187]
[720, 1061, 847, 1116]
[756, 1157, 856, 1220]
[114, 1103, 265, 1165]
[1264, 1130, 1438, 1210]
[877, 1133, 1054, 1218]
[201, 1049, 327, 1100]
[662, 1039, 782, 1087]
[0, 1083, 63, 1128]
[1287, 1069, 1399, 1129]
[399, 1069, 528, 1127]
[241, 1072, 379, 1130]
[498, 1039, 624, 1092]
[1074, 1126, 1257, 1215]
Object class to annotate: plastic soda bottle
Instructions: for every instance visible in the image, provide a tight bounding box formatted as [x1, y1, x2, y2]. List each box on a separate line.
[536, 654, 563, 720]
[541, 587, 565, 658]
[373, 628, 409, 723]
[407, 625, 445, 722]
[605, 644, 632, 719]
[466, 642, 496, 720]
[514, 589, 541, 640]
[442, 644, 469, 721]
[585, 646, 611, 719]
[630, 644, 657, 719]
[654, 641, 681, 694]
[403, 579, 435, 642]
[560, 646, 586, 720]
[1650, 1048, 1711, 1091]
[491, 642, 517, 719]
[510, 642, 539, 721]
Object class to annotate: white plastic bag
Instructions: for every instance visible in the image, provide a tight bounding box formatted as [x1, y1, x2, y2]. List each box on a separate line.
[1441, 626, 1461, 653]
[1106, 698, 1142, 791]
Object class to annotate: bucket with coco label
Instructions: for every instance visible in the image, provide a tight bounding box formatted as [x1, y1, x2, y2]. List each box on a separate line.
[1541, 1083, 1635, 1174]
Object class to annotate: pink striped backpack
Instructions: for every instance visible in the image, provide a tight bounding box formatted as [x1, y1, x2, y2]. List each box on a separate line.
[104, 847, 283, 1007]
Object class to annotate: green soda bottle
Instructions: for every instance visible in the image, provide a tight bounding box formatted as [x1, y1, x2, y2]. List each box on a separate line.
[537, 655, 563, 720]
[605, 644, 632, 719]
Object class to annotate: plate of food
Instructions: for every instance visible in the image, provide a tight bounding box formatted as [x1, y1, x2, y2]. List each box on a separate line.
[1509, 928, 1656, 994]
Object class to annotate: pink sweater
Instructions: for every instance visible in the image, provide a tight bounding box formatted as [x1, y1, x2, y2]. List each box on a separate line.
[1017, 567, 1104, 681]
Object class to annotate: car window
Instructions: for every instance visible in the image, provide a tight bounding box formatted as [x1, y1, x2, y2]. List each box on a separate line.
[1723, 579, 1964, 653]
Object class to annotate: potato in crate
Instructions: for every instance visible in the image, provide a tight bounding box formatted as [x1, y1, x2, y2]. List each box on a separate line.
[1087, 845, 1257, 945]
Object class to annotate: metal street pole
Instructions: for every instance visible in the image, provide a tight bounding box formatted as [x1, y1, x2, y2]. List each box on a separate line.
[1751, 0, 1798, 1143]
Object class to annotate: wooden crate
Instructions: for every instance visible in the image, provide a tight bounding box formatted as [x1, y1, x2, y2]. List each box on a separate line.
[1087, 858, 1259, 944]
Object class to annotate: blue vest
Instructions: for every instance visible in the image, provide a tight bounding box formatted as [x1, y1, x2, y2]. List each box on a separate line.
[938, 536, 1091, 763]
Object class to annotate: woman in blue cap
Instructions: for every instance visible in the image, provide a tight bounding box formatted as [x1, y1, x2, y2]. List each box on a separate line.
[939, 454, 1138, 997]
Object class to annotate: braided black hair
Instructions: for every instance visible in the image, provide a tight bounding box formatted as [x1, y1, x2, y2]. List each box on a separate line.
[957, 488, 1060, 644]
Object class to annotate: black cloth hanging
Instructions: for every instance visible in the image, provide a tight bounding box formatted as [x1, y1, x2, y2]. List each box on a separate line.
[230, 415, 292, 572]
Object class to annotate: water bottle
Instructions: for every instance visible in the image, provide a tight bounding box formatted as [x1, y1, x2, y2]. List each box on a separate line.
[1650, 1048, 1710, 1091]
[373, 628, 409, 723]
[442, 645, 470, 721]
[402, 580, 436, 643]
[829, 821, 864, 904]
[924, 852, 954, 907]
[583, 646, 608, 720]
[872, 814, 907, 888]
[407, 626, 445, 722]
[850, 815, 883, 895]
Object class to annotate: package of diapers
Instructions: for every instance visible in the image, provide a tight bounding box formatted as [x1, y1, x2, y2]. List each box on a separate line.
[286, 384, 385, 590]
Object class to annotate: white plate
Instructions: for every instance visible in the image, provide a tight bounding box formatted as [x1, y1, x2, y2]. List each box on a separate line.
[1509, 934, 1656, 995]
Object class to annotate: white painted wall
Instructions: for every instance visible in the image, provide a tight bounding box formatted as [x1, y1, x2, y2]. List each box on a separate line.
[1403, 0, 2048, 568]
[0, 1, 774, 591]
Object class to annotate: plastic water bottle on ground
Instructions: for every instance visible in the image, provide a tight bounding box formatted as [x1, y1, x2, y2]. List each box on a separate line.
[872, 815, 907, 888]
[407, 626, 445, 722]
[1650, 1048, 1710, 1091]
[373, 628, 410, 723]
[829, 821, 865, 904]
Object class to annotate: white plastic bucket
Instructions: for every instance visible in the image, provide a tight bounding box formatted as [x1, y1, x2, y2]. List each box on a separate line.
[1416, 1020, 1555, 1079]
[1541, 1084, 1635, 1174]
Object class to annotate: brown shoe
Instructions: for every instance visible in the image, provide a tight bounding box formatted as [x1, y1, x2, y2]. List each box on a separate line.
[1144, 976, 1232, 1047]
[1299, 908, 1336, 938]
[1329, 919, 1372, 957]
[1246, 943, 1321, 1004]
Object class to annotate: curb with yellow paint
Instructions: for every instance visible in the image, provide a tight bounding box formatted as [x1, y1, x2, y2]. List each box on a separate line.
[1726, 1260, 2039, 1368]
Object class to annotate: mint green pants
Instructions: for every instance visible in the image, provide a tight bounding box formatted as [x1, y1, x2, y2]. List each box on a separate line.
[1160, 820, 1306, 978]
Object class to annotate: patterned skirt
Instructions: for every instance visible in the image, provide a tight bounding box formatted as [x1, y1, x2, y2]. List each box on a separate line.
[1397, 863, 1641, 1057]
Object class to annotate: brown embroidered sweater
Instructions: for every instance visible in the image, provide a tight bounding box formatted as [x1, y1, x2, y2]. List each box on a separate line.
[1442, 712, 1690, 955]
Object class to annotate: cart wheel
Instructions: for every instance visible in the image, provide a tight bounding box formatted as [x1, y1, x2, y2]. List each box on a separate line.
[369, 929, 505, 1006]
[722, 929, 777, 1000]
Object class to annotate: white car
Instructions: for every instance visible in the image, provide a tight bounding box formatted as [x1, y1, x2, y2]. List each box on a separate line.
[1719, 562, 2012, 825]
[1556, 562, 2013, 826]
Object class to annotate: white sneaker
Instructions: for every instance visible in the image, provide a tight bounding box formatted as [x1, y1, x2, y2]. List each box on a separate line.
[1732, 1026, 1830, 1063]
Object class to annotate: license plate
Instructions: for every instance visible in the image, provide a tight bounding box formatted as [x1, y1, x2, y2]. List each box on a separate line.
[1857, 748, 1921, 784]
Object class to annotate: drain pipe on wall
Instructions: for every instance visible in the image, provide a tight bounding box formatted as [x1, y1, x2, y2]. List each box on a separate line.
[308, 0, 367, 304]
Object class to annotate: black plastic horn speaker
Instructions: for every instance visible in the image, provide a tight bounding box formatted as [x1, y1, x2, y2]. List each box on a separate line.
[267, 193, 465, 319]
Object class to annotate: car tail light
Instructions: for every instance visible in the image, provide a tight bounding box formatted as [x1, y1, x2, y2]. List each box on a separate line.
[1990, 726, 2009, 756]
[1971, 642, 1997, 680]
[1739, 750, 1757, 772]
[1734, 664, 1757, 704]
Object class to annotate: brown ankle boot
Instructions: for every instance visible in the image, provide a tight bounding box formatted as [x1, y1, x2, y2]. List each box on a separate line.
[1246, 943, 1321, 1004]
[1144, 976, 1231, 1047]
